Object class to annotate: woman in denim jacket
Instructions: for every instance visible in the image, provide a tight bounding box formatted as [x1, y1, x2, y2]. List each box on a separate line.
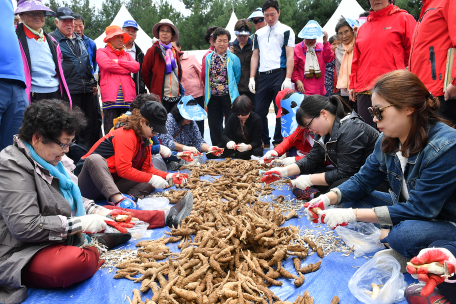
[305, 70, 456, 266]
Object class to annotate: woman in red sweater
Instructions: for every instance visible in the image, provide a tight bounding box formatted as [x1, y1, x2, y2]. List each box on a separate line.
[348, 0, 416, 127]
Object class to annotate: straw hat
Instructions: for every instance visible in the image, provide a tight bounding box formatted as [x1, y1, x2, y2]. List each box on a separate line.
[103, 25, 131, 44]
[152, 19, 179, 42]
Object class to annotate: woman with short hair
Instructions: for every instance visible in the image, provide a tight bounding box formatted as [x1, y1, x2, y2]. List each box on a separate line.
[305, 70, 456, 273]
[219, 95, 263, 160]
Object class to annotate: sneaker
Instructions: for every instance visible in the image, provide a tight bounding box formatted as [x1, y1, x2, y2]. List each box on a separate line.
[92, 233, 132, 250]
[166, 192, 193, 228]
[373, 248, 410, 273]
[405, 283, 449, 304]
[292, 187, 320, 201]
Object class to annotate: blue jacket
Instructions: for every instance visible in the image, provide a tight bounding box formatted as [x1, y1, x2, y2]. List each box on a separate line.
[1, 0, 25, 84]
[82, 34, 97, 75]
[204, 51, 241, 108]
[49, 29, 96, 94]
[337, 122, 456, 228]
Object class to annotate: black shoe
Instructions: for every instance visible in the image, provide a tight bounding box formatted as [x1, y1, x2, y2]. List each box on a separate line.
[166, 192, 193, 228]
[92, 233, 131, 250]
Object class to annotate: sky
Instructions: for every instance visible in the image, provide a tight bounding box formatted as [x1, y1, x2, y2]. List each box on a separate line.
[89, 0, 191, 16]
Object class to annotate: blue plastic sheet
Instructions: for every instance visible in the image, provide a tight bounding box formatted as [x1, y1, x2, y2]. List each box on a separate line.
[22, 160, 417, 304]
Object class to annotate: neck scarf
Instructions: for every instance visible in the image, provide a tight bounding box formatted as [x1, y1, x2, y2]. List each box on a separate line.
[336, 39, 355, 90]
[108, 42, 125, 56]
[304, 42, 321, 79]
[24, 23, 45, 43]
[159, 41, 177, 74]
[23, 141, 86, 217]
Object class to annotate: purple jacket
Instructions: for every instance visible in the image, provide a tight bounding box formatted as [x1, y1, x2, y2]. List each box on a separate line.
[16, 23, 73, 108]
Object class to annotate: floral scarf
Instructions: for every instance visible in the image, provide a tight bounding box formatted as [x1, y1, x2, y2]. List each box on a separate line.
[159, 41, 177, 74]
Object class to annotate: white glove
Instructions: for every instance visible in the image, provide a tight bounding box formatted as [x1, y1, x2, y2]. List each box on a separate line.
[263, 150, 278, 159]
[79, 214, 108, 233]
[281, 156, 297, 166]
[266, 167, 289, 178]
[248, 77, 256, 94]
[291, 174, 313, 190]
[226, 141, 236, 149]
[149, 175, 169, 189]
[281, 78, 292, 90]
[321, 208, 357, 230]
[236, 143, 249, 152]
[183, 146, 198, 154]
[305, 194, 331, 221]
[159, 145, 172, 158]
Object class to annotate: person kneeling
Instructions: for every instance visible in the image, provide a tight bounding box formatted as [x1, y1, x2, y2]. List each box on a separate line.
[77, 101, 188, 209]
[219, 95, 263, 160]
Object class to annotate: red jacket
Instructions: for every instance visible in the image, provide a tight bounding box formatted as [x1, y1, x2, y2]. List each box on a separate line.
[292, 42, 335, 96]
[273, 127, 313, 161]
[409, 0, 456, 96]
[81, 127, 167, 183]
[97, 47, 140, 103]
[142, 41, 182, 99]
[349, 4, 416, 92]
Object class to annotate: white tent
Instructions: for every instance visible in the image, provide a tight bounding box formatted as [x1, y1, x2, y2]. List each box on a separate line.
[225, 11, 238, 43]
[322, 0, 365, 39]
[94, 4, 153, 52]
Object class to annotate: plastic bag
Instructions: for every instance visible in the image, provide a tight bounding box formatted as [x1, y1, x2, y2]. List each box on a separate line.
[348, 255, 407, 303]
[137, 197, 170, 211]
[251, 155, 265, 165]
[180, 155, 202, 166]
[152, 154, 167, 172]
[105, 220, 149, 240]
[335, 222, 385, 257]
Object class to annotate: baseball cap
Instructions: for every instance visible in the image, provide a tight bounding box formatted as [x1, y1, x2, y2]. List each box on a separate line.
[56, 7, 75, 20]
[140, 101, 168, 134]
[122, 20, 139, 30]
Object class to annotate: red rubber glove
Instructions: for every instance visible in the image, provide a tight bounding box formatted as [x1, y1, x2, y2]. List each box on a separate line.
[208, 146, 224, 156]
[105, 220, 128, 234]
[407, 248, 456, 297]
[108, 209, 134, 221]
[117, 222, 135, 228]
[171, 173, 188, 185]
[177, 151, 194, 162]
[303, 195, 331, 222]
[261, 171, 282, 184]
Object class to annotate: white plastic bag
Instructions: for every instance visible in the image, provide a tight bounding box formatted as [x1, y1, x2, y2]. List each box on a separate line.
[251, 155, 265, 165]
[105, 220, 149, 240]
[152, 154, 167, 171]
[348, 255, 407, 303]
[335, 222, 385, 257]
[137, 197, 170, 211]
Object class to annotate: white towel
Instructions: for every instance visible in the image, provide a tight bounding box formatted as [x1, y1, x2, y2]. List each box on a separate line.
[304, 43, 321, 79]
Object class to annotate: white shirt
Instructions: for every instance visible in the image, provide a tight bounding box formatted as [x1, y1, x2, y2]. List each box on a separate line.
[396, 149, 410, 200]
[126, 43, 136, 78]
[253, 21, 295, 72]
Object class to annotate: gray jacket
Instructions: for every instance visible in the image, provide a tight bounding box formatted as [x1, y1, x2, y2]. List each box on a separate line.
[0, 138, 90, 304]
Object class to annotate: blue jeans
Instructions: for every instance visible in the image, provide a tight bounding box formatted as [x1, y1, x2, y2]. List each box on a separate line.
[339, 191, 456, 258]
[0, 79, 27, 151]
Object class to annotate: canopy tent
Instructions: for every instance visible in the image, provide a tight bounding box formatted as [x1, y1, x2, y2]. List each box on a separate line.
[322, 0, 365, 39]
[94, 4, 153, 53]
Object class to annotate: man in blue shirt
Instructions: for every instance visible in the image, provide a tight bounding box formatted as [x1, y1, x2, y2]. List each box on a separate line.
[0, 0, 28, 151]
[73, 12, 97, 74]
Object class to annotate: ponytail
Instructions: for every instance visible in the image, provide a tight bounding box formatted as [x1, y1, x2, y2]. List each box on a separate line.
[297, 95, 346, 127]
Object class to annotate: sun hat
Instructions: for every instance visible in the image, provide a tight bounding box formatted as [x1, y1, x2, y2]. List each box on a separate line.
[234, 29, 251, 36]
[122, 20, 139, 30]
[247, 8, 264, 20]
[55, 7, 75, 20]
[298, 20, 323, 39]
[343, 15, 360, 29]
[15, 0, 56, 16]
[275, 88, 295, 118]
[152, 19, 179, 42]
[103, 25, 131, 44]
[280, 93, 305, 137]
[140, 101, 168, 134]
[177, 96, 207, 121]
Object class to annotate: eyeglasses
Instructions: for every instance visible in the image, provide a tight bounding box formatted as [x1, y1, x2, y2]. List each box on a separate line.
[368, 104, 393, 121]
[252, 18, 264, 24]
[146, 123, 157, 134]
[337, 29, 352, 37]
[304, 117, 315, 129]
[159, 29, 172, 34]
[24, 11, 46, 17]
[235, 112, 250, 117]
[53, 138, 76, 150]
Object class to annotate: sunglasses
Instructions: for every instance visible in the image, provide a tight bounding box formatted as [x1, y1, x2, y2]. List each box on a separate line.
[252, 18, 264, 24]
[146, 123, 158, 134]
[368, 104, 393, 121]
[235, 112, 250, 117]
[53, 138, 76, 150]
[304, 117, 315, 129]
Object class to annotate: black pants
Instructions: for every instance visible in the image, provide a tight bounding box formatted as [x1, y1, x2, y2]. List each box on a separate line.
[207, 94, 232, 146]
[194, 96, 205, 138]
[219, 146, 264, 160]
[103, 107, 128, 135]
[71, 92, 102, 151]
[356, 94, 376, 128]
[255, 70, 286, 145]
[30, 89, 61, 103]
[437, 95, 456, 127]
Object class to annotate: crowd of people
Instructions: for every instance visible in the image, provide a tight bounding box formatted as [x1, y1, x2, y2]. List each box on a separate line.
[0, 0, 456, 303]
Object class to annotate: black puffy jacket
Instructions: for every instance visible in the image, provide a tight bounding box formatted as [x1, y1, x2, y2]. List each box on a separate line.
[132, 43, 146, 95]
[50, 29, 96, 94]
[296, 111, 379, 185]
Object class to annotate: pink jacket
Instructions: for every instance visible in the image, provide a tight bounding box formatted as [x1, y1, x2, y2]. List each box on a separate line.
[97, 47, 140, 103]
[292, 41, 335, 96]
[181, 52, 204, 98]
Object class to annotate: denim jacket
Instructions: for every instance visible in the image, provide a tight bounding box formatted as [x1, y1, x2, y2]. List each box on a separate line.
[336, 122, 456, 228]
